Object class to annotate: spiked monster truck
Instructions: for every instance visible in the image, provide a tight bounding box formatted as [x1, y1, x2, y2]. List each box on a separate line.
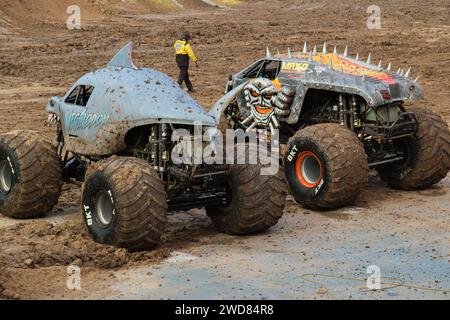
[0, 43, 287, 251]
[220, 43, 450, 210]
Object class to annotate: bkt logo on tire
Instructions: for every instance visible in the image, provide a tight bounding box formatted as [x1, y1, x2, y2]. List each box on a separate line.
[287, 145, 299, 162]
[83, 204, 93, 226]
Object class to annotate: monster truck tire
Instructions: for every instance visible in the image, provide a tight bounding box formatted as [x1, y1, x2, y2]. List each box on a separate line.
[81, 157, 167, 251]
[206, 143, 287, 235]
[284, 124, 368, 210]
[0, 130, 62, 218]
[377, 107, 450, 190]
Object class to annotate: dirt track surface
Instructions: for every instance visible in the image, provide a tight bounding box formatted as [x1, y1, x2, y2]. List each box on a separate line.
[0, 0, 449, 299]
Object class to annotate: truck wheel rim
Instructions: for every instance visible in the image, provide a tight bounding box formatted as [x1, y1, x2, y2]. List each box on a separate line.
[0, 160, 13, 194]
[295, 151, 323, 188]
[96, 191, 114, 226]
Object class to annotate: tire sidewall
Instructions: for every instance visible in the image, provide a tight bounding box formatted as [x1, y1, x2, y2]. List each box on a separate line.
[377, 136, 420, 184]
[284, 138, 329, 202]
[82, 172, 119, 244]
[0, 142, 20, 206]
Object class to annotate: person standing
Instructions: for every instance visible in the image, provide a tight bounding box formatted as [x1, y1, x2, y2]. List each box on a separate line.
[174, 32, 198, 92]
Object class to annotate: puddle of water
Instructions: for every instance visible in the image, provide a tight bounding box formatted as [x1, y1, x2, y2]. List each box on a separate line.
[340, 207, 366, 214]
[418, 188, 447, 197]
[317, 207, 365, 221]
[165, 251, 200, 264]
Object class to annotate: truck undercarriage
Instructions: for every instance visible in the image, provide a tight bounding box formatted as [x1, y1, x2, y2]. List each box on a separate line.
[296, 90, 419, 167]
[225, 88, 420, 168]
[59, 123, 231, 212]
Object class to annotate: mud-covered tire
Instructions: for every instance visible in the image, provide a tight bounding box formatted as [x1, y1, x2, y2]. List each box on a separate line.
[283, 124, 368, 210]
[81, 157, 167, 251]
[377, 107, 450, 190]
[206, 143, 287, 235]
[0, 130, 62, 218]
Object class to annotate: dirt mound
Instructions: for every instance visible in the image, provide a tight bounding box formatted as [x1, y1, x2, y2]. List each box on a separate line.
[0, 0, 106, 26]
[0, 220, 170, 270]
[0, 218, 170, 298]
[0, 0, 238, 28]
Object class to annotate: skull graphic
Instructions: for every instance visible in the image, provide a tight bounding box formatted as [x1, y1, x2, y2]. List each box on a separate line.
[244, 78, 278, 126]
[242, 78, 295, 132]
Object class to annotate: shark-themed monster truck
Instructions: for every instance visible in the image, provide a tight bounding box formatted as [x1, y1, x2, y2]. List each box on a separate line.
[220, 43, 450, 210]
[0, 43, 286, 251]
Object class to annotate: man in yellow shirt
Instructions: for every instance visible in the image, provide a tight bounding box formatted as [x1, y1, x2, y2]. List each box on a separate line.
[174, 32, 198, 92]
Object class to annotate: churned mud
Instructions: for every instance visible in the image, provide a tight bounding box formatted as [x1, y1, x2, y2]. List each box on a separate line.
[0, 0, 449, 299]
[0, 199, 170, 299]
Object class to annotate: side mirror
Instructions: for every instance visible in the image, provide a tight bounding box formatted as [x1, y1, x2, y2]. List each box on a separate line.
[46, 96, 61, 116]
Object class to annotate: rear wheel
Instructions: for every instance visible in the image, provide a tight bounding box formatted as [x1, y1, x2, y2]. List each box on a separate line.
[82, 157, 167, 251]
[377, 107, 450, 189]
[206, 143, 286, 234]
[284, 123, 368, 210]
[0, 130, 62, 218]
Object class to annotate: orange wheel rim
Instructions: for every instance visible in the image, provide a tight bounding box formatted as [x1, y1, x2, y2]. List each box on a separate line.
[295, 151, 323, 188]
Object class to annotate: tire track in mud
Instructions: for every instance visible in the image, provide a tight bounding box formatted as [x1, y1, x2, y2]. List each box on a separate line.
[0, 217, 171, 299]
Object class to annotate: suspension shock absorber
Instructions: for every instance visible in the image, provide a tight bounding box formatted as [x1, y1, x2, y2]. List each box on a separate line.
[349, 95, 355, 131]
[157, 124, 165, 173]
[160, 123, 171, 173]
[338, 94, 346, 126]
[151, 124, 159, 171]
[351, 95, 361, 128]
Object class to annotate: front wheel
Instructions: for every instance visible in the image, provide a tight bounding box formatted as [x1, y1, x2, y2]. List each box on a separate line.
[0, 130, 62, 218]
[283, 124, 369, 210]
[206, 143, 287, 235]
[81, 157, 168, 251]
[377, 107, 450, 190]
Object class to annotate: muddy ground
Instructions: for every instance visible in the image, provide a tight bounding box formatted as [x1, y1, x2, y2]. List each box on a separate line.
[0, 0, 449, 299]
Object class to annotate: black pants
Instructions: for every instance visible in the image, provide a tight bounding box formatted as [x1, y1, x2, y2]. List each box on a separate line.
[177, 65, 193, 92]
